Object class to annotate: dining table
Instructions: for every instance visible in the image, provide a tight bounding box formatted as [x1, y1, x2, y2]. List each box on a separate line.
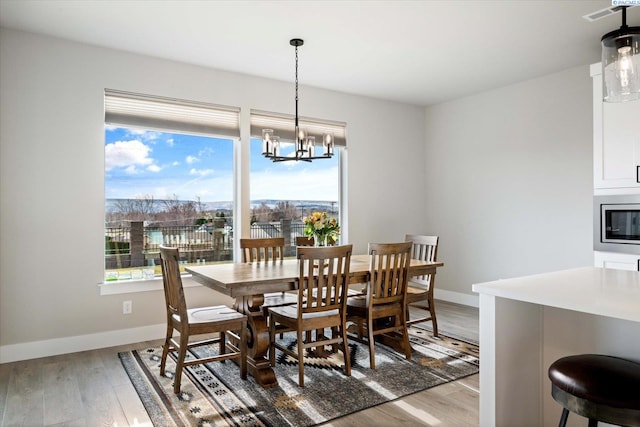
[186, 253, 444, 388]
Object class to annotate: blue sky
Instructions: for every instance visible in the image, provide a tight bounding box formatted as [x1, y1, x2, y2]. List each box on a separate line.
[104, 126, 339, 202]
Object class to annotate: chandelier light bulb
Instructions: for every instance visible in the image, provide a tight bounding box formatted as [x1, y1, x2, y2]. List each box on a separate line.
[617, 46, 634, 90]
[306, 136, 315, 158]
[323, 133, 334, 156]
[262, 129, 273, 156]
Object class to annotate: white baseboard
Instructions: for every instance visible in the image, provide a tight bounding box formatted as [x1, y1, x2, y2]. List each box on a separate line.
[0, 323, 166, 364]
[434, 288, 479, 308]
[1, 289, 479, 364]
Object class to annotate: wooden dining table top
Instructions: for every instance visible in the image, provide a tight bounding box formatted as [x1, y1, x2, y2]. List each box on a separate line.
[186, 254, 444, 298]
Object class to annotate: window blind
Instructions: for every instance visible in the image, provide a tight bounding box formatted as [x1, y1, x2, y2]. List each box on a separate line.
[104, 89, 240, 138]
[250, 110, 346, 146]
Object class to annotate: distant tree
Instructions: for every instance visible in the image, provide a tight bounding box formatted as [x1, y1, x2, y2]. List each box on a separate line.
[250, 201, 305, 223]
[273, 201, 297, 220]
[250, 203, 269, 223]
[107, 195, 156, 225]
[106, 194, 217, 228]
[158, 194, 200, 226]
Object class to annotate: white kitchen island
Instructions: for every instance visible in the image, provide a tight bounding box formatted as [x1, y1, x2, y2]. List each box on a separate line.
[472, 267, 640, 427]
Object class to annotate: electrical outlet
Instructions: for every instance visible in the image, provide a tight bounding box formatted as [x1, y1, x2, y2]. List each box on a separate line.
[123, 300, 132, 314]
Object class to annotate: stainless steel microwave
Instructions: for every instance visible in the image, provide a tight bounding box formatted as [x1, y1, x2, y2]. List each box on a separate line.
[594, 195, 640, 254]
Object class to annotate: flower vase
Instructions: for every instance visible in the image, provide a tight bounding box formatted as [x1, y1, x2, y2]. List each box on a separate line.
[314, 235, 327, 247]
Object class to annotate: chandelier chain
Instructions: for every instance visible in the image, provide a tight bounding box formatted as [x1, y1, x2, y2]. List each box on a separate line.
[295, 44, 299, 124]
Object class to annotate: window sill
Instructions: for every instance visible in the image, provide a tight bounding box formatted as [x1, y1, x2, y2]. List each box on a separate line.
[98, 275, 200, 295]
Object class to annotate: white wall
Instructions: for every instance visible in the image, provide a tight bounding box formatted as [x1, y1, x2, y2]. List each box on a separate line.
[0, 28, 427, 360]
[424, 65, 594, 299]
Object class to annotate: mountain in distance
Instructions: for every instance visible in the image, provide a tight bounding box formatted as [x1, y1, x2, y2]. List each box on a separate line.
[106, 198, 338, 213]
[205, 199, 338, 213]
[247, 199, 336, 209]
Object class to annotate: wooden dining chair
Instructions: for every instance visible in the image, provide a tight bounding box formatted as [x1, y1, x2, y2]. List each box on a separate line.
[268, 245, 353, 386]
[240, 237, 285, 263]
[296, 236, 315, 246]
[296, 235, 346, 344]
[346, 241, 413, 369]
[240, 237, 298, 310]
[404, 234, 439, 336]
[158, 245, 247, 394]
[295, 236, 336, 247]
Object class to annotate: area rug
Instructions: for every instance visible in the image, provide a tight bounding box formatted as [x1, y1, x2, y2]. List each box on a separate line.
[119, 326, 478, 427]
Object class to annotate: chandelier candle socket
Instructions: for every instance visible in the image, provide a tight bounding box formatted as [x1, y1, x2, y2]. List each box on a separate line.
[262, 38, 335, 162]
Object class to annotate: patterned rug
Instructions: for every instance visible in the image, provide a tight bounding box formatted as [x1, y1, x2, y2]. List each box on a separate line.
[119, 326, 478, 427]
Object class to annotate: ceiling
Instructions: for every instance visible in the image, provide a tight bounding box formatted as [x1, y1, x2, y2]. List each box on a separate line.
[1, 0, 638, 106]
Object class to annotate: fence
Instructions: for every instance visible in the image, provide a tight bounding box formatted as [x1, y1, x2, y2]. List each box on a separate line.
[105, 220, 306, 269]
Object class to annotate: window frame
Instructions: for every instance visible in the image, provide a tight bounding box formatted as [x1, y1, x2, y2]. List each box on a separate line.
[100, 92, 347, 295]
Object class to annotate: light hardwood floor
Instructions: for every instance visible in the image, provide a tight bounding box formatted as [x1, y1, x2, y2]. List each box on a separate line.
[0, 301, 479, 427]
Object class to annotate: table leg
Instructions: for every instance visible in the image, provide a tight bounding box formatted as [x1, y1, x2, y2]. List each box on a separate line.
[231, 295, 278, 388]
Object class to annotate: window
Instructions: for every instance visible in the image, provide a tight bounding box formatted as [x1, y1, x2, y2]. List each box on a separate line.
[104, 90, 238, 282]
[249, 110, 346, 256]
[102, 92, 347, 285]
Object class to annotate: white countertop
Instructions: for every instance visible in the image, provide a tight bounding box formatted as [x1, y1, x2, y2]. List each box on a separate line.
[472, 267, 640, 323]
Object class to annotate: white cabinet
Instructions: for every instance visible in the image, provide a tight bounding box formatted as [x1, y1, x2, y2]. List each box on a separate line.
[594, 250, 639, 271]
[591, 63, 640, 192]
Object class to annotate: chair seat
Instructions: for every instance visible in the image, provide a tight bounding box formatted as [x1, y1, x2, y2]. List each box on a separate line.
[183, 305, 245, 324]
[347, 287, 366, 297]
[263, 292, 298, 307]
[269, 304, 340, 320]
[346, 295, 404, 321]
[406, 283, 429, 294]
[345, 295, 366, 310]
[406, 284, 429, 302]
[346, 295, 399, 310]
[549, 354, 640, 410]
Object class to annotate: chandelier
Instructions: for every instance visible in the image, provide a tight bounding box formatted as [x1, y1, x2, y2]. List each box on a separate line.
[262, 39, 335, 162]
[601, 6, 640, 102]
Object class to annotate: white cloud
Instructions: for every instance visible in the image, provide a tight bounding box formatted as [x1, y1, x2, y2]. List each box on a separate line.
[105, 140, 153, 171]
[198, 147, 214, 157]
[186, 155, 199, 164]
[189, 168, 214, 177]
[127, 129, 161, 142]
[172, 161, 180, 166]
[147, 164, 162, 172]
[166, 138, 174, 147]
[125, 165, 138, 174]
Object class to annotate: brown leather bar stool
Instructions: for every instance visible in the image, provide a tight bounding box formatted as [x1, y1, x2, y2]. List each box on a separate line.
[548, 354, 640, 427]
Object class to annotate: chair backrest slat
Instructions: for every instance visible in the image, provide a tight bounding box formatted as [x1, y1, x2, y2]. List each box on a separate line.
[297, 245, 352, 317]
[240, 238, 285, 263]
[405, 234, 438, 288]
[368, 241, 412, 305]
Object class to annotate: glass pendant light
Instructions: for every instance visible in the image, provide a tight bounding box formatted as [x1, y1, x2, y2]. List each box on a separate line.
[601, 6, 640, 102]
